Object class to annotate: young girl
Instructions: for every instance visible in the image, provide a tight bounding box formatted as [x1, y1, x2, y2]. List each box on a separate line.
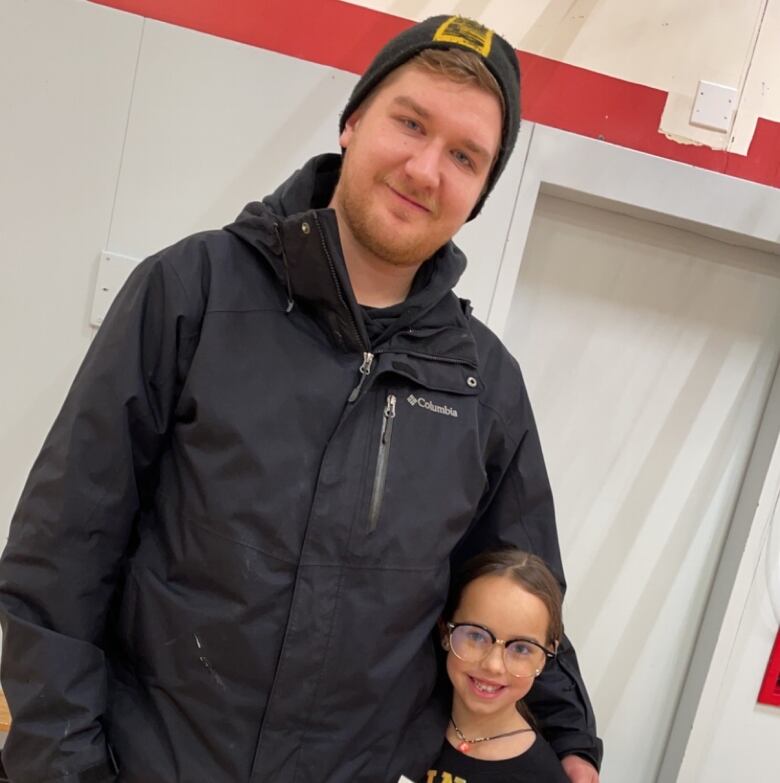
[425, 550, 570, 782]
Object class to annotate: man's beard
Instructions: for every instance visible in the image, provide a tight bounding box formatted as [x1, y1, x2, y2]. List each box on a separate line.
[337, 174, 441, 268]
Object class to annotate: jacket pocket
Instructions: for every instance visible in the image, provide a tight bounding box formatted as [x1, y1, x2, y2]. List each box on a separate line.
[367, 391, 396, 533]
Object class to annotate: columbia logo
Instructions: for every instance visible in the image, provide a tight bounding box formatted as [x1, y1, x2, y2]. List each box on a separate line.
[406, 394, 458, 418]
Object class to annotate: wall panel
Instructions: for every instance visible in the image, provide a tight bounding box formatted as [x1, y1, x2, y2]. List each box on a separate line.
[0, 0, 142, 543]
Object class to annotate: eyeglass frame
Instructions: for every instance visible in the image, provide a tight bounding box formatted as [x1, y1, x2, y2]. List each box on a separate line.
[445, 621, 557, 678]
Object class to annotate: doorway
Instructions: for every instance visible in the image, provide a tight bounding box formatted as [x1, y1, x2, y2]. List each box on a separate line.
[489, 124, 780, 782]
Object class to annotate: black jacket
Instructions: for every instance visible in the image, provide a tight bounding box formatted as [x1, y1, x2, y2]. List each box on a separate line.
[0, 154, 601, 783]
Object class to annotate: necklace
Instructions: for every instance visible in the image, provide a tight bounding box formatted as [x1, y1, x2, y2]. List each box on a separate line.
[450, 716, 534, 754]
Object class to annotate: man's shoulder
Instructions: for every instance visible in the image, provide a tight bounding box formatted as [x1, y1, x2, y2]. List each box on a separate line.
[148, 228, 248, 275]
[461, 309, 537, 434]
[466, 311, 524, 385]
[140, 227, 279, 308]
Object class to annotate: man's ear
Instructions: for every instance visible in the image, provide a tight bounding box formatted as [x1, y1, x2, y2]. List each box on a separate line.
[340, 109, 363, 148]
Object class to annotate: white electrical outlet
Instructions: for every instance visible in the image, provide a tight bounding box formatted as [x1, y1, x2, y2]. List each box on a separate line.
[690, 80, 737, 132]
[90, 251, 141, 327]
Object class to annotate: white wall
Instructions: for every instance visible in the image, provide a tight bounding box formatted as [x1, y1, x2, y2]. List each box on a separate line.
[0, 0, 142, 531]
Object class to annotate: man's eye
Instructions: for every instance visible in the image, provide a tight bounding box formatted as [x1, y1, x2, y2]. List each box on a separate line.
[400, 117, 422, 132]
[452, 150, 474, 169]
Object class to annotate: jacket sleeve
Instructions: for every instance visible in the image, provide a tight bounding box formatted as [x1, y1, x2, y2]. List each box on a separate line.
[0, 245, 205, 783]
[454, 391, 604, 769]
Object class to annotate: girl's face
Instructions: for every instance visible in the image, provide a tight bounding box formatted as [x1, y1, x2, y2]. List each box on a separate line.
[444, 574, 551, 725]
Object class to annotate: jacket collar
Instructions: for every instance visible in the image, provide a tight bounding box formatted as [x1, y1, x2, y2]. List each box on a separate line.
[224, 154, 477, 367]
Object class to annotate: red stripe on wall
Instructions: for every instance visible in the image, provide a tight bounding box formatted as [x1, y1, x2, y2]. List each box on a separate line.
[519, 53, 780, 187]
[90, 0, 780, 189]
[90, 0, 411, 73]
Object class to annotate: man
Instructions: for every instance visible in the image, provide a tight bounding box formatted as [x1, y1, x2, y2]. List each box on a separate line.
[0, 15, 601, 783]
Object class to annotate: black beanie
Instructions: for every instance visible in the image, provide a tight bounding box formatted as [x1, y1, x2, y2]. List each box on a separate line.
[339, 15, 521, 220]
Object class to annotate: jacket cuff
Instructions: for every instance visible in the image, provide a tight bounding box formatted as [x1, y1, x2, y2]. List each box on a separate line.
[549, 733, 604, 771]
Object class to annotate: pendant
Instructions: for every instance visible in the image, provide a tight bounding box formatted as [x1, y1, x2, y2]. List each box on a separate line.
[458, 741, 471, 754]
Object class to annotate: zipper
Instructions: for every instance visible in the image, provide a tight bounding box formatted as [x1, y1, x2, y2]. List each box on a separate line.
[348, 352, 375, 402]
[312, 213, 367, 352]
[367, 393, 396, 533]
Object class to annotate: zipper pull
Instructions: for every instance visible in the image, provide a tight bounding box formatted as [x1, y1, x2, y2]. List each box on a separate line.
[382, 394, 396, 443]
[348, 352, 375, 402]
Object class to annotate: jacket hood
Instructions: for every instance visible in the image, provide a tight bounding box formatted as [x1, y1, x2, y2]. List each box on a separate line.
[224, 154, 470, 347]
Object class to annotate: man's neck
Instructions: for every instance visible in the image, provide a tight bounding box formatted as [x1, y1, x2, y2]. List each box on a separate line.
[337, 218, 422, 308]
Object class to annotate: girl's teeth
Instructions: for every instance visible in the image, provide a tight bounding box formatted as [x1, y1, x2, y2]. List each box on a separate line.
[473, 679, 500, 693]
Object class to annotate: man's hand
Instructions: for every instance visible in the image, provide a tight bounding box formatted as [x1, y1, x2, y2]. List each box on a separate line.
[561, 754, 600, 783]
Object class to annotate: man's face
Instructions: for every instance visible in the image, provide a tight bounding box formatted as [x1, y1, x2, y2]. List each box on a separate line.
[331, 63, 502, 269]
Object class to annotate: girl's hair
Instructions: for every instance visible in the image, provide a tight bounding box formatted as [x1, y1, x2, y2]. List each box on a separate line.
[444, 549, 563, 647]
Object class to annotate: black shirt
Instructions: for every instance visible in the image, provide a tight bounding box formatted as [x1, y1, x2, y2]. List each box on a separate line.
[425, 735, 570, 782]
[360, 263, 435, 344]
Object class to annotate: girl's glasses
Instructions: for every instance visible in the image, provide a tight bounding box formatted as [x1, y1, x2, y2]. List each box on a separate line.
[446, 622, 556, 678]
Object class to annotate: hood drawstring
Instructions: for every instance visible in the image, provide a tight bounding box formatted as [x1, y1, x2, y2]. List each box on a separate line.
[273, 223, 295, 313]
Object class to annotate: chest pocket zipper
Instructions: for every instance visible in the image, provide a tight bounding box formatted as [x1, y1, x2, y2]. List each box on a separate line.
[368, 393, 396, 533]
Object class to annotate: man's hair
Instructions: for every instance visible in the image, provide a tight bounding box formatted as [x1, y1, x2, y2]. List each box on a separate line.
[411, 48, 506, 119]
[359, 48, 505, 135]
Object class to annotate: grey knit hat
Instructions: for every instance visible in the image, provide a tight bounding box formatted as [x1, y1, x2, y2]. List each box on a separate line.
[340, 15, 521, 220]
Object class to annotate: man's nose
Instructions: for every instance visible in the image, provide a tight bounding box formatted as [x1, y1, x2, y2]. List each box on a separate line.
[405, 142, 441, 189]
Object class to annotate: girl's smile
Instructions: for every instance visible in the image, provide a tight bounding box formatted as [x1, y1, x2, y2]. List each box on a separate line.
[466, 675, 507, 698]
